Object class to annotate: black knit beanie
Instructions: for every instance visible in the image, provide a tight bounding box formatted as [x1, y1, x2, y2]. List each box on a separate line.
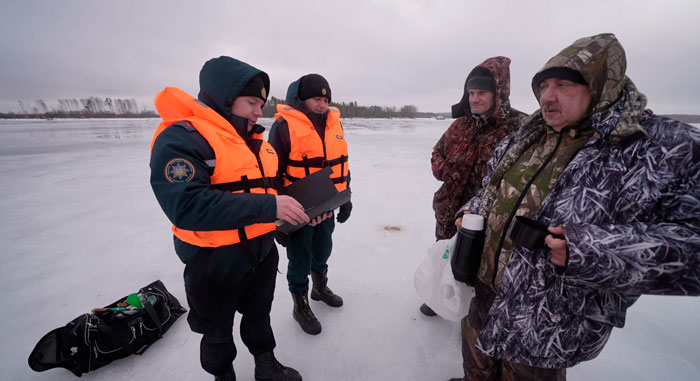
[451, 66, 496, 118]
[298, 74, 331, 102]
[532, 67, 587, 91]
[466, 67, 496, 93]
[238, 73, 269, 102]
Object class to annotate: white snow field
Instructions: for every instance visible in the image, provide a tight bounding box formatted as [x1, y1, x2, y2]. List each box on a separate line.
[1, 118, 698, 380]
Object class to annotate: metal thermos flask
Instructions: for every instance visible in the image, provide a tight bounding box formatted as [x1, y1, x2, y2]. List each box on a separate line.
[451, 214, 485, 285]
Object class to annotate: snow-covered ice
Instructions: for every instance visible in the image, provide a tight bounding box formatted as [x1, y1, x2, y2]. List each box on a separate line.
[1, 118, 698, 380]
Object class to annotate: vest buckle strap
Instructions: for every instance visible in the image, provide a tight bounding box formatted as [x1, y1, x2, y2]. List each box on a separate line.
[288, 155, 348, 169]
[261, 177, 273, 189]
[284, 173, 301, 183]
[238, 227, 258, 268]
[240, 175, 251, 193]
[324, 155, 348, 167]
[211, 176, 280, 193]
[332, 176, 347, 184]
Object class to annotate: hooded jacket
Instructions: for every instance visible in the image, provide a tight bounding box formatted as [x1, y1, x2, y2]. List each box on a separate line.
[269, 76, 350, 191]
[460, 33, 700, 368]
[150, 57, 277, 272]
[432, 56, 525, 240]
[152, 87, 279, 247]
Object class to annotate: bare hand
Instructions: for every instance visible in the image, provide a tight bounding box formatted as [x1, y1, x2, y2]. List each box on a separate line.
[545, 226, 567, 267]
[275, 195, 309, 225]
[309, 211, 333, 226]
[455, 210, 472, 228]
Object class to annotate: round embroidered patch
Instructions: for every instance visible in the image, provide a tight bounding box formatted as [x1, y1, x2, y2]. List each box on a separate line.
[165, 158, 195, 182]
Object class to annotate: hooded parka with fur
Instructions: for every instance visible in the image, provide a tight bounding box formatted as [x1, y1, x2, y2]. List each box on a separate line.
[432, 56, 525, 240]
[460, 33, 700, 368]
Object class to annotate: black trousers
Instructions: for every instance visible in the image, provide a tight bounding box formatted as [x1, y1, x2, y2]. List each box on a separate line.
[183, 245, 279, 376]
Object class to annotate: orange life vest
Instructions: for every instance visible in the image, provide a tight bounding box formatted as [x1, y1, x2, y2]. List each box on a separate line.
[274, 105, 349, 191]
[152, 86, 278, 247]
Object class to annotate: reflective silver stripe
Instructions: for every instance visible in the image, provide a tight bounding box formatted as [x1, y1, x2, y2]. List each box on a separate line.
[205, 159, 216, 168]
[194, 99, 209, 108]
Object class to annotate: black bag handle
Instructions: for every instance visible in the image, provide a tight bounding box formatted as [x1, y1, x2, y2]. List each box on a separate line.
[142, 298, 162, 337]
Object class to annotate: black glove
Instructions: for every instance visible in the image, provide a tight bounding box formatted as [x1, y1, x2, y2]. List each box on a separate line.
[337, 201, 352, 223]
[274, 230, 289, 247]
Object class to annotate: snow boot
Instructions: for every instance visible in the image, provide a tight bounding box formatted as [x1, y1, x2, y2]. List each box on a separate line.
[291, 291, 322, 335]
[254, 351, 302, 381]
[214, 365, 235, 381]
[419, 303, 438, 317]
[310, 269, 343, 307]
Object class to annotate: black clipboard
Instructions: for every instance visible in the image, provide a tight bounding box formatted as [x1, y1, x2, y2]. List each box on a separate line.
[276, 166, 351, 234]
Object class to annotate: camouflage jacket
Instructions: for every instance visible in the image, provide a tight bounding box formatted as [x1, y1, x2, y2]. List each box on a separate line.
[432, 56, 525, 240]
[460, 34, 700, 368]
[477, 118, 594, 291]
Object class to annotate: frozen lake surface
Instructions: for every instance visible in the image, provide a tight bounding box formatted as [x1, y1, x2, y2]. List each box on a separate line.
[1, 118, 698, 380]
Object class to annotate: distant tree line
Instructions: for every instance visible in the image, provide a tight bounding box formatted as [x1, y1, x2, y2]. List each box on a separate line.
[2, 96, 446, 120]
[1, 97, 157, 119]
[261, 96, 422, 118]
[3, 97, 699, 122]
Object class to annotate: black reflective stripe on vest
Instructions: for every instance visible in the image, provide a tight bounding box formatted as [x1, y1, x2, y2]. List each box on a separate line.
[302, 154, 310, 176]
[332, 176, 348, 184]
[211, 176, 283, 193]
[287, 154, 348, 169]
[285, 173, 348, 185]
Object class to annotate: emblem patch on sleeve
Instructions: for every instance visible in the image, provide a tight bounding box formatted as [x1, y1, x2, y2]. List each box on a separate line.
[165, 158, 195, 182]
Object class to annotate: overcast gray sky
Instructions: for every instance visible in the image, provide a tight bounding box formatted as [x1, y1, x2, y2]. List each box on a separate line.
[2, 0, 699, 114]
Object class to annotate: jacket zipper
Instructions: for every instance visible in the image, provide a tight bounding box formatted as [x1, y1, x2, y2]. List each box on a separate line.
[491, 132, 563, 288]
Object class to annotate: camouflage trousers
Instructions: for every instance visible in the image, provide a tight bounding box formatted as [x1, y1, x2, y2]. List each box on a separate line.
[459, 283, 566, 381]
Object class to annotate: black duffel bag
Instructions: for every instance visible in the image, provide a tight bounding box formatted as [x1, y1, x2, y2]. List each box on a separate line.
[28, 279, 186, 377]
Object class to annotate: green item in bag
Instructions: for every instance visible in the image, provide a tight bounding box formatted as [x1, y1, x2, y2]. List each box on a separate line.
[125, 293, 143, 308]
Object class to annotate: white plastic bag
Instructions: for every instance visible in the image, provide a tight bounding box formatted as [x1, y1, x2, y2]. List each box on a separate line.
[414, 235, 474, 321]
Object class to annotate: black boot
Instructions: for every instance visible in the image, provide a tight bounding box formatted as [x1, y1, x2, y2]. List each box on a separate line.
[419, 303, 438, 317]
[214, 365, 235, 381]
[254, 351, 302, 381]
[310, 269, 343, 307]
[291, 291, 322, 335]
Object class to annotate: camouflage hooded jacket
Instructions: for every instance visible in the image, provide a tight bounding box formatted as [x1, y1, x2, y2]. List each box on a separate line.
[460, 34, 700, 368]
[432, 56, 525, 240]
